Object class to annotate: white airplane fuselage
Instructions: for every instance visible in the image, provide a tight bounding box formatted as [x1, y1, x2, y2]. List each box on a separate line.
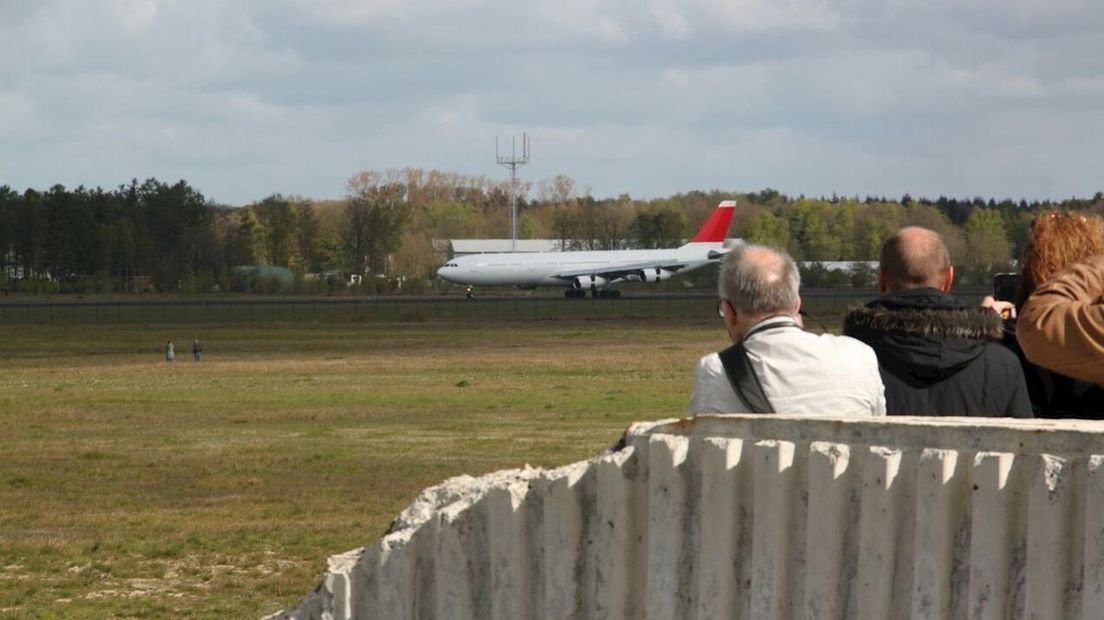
[437, 243, 724, 288]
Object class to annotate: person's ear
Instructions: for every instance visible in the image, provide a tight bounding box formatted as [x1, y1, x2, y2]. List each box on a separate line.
[721, 299, 744, 342]
[942, 265, 954, 293]
[878, 270, 889, 294]
[721, 299, 738, 328]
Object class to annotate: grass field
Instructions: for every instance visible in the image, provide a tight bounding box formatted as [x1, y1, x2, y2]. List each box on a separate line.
[0, 317, 728, 617]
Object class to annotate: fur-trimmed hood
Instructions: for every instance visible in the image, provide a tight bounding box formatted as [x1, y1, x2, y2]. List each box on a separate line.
[843, 304, 1004, 342]
[843, 288, 1004, 383]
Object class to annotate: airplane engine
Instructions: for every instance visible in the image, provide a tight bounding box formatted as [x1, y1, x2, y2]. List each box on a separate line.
[573, 275, 608, 289]
[641, 268, 673, 283]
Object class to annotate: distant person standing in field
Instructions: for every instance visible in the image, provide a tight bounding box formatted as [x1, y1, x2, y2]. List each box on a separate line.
[165, 340, 175, 365]
[192, 339, 203, 364]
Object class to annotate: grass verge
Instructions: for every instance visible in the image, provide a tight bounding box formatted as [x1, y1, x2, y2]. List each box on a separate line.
[0, 319, 726, 617]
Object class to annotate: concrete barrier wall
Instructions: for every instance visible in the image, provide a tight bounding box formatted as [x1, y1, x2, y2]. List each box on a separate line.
[270, 415, 1104, 619]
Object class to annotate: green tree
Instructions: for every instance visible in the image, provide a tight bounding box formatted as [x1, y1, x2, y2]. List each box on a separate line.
[115, 180, 152, 282]
[539, 174, 580, 249]
[229, 208, 257, 266]
[343, 173, 410, 275]
[295, 202, 321, 273]
[422, 199, 480, 239]
[743, 188, 785, 206]
[962, 208, 1012, 282]
[43, 184, 97, 279]
[391, 231, 437, 283]
[1006, 209, 1036, 262]
[135, 179, 211, 291]
[742, 211, 790, 250]
[253, 194, 297, 267]
[0, 186, 16, 278]
[550, 204, 580, 249]
[852, 202, 903, 260]
[518, 214, 539, 239]
[591, 194, 635, 250]
[631, 200, 688, 249]
[15, 189, 46, 279]
[828, 201, 856, 259]
[781, 199, 853, 260]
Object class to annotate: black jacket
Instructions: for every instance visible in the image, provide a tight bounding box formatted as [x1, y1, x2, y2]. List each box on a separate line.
[843, 288, 1032, 417]
[1000, 323, 1104, 419]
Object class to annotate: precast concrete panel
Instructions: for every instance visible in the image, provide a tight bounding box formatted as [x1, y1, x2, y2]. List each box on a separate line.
[270, 415, 1104, 620]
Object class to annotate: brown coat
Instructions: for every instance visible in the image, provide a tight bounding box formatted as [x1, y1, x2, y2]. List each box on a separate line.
[1017, 256, 1104, 385]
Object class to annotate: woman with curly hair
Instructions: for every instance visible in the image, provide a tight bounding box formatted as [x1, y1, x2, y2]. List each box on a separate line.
[1017, 212, 1104, 309]
[997, 212, 1104, 417]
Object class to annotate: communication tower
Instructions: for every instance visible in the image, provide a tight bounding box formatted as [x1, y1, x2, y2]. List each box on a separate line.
[496, 133, 530, 251]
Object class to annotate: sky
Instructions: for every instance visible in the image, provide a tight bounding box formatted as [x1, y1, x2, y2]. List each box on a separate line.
[2, 0, 1104, 206]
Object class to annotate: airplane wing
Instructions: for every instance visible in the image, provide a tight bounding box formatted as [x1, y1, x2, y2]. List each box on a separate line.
[550, 263, 691, 283]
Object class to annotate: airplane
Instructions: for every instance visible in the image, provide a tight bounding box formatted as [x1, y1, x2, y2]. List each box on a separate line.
[437, 200, 737, 298]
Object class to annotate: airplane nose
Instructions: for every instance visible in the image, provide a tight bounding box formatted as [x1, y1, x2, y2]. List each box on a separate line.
[437, 266, 453, 283]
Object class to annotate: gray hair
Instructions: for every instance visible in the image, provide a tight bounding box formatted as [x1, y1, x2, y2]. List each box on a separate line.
[718, 244, 801, 316]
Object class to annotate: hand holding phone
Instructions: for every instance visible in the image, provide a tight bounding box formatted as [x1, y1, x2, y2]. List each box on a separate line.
[981, 295, 1016, 320]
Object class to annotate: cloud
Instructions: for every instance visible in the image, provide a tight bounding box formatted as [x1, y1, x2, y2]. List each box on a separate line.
[694, 0, 840, 32]
[1, 0, 1103, 203]
[0, 90, 40, 136]
[648, 1, 692, 39]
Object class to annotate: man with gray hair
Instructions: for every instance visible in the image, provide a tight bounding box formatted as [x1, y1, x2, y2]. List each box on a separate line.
[691, 244, 886, 416]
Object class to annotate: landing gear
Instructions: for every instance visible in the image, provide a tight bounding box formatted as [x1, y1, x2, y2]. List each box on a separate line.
[565, 287, 620, 299]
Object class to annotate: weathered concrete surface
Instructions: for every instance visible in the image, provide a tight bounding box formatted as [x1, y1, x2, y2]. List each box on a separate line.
[269, 415, 1104, 619]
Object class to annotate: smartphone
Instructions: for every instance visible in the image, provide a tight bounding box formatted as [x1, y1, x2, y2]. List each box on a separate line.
[993, 273, 1021, 303]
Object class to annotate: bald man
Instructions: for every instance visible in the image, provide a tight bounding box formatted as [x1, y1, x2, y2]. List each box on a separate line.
[843, 227, 1031, 417]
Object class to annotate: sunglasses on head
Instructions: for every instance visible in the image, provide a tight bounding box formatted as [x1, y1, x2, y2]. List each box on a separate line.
[1032, 212, 1088, 227]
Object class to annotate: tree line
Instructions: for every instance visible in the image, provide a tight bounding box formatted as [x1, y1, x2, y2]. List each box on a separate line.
[2, 169, 1102, 294]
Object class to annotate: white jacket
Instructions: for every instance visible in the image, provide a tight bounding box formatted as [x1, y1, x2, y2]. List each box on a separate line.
[690, 316, 886, 417]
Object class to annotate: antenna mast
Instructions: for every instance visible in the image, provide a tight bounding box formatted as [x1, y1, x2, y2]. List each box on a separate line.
[496, 133, 530, 251]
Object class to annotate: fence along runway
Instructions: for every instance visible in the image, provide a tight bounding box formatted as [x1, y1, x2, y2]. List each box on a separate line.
[0, 288, 992, 325]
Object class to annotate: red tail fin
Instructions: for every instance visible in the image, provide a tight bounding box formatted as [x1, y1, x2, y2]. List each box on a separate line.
[689, 200, 736, 243]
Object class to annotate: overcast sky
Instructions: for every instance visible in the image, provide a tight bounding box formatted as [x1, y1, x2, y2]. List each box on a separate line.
[2, 0, 1103, 205]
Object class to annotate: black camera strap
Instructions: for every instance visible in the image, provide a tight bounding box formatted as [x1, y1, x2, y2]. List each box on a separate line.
[717, 320, 797, 414]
